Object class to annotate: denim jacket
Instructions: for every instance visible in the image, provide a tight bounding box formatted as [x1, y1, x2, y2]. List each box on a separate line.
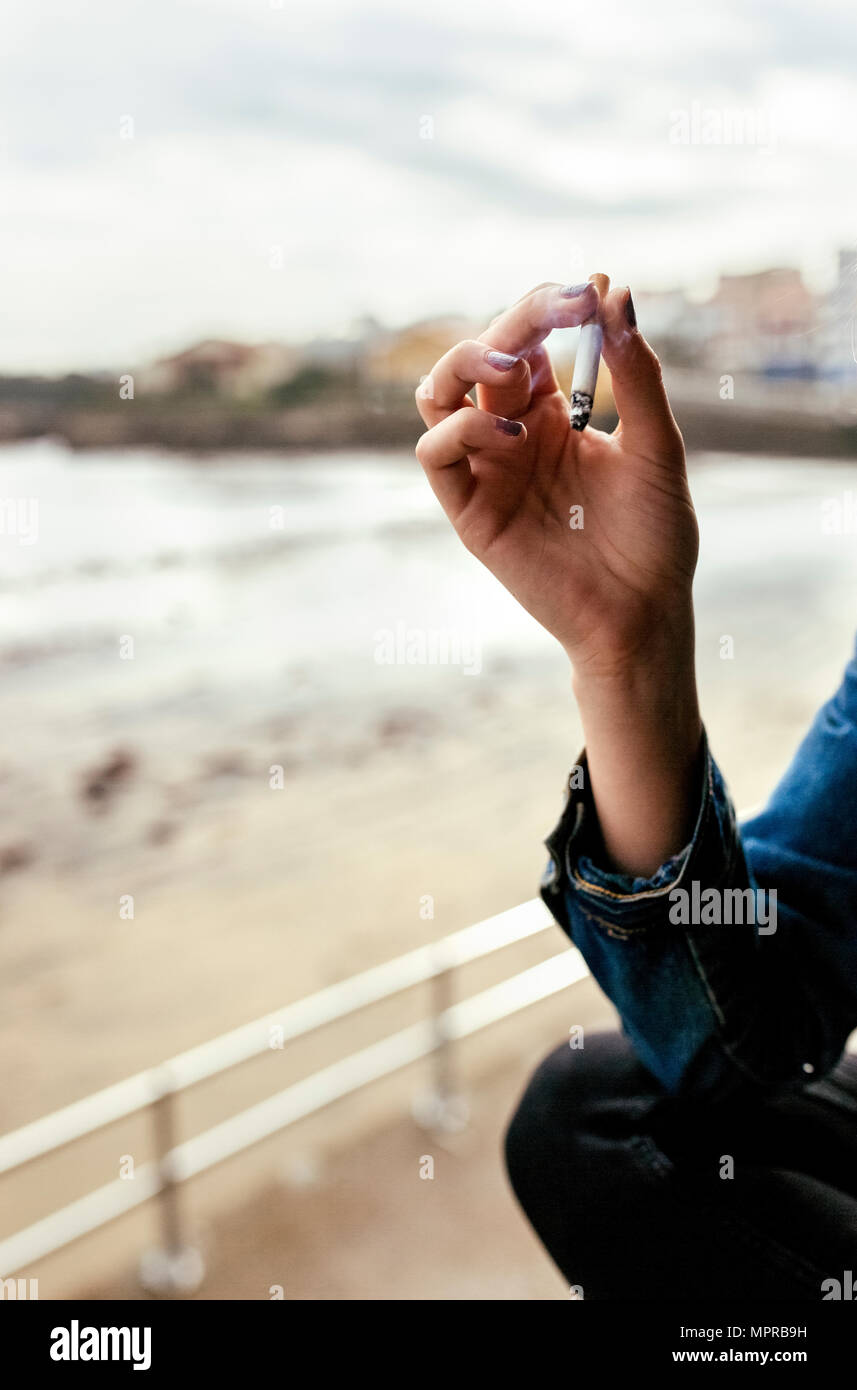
[541, 639, 857, 1102]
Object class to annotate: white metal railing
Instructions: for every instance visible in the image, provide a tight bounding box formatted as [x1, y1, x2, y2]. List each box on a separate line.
[0, 897, 584, 1284]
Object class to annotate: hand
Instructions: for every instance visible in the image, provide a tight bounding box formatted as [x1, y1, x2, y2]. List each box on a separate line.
[415, 276, 703, 876]
[414, 277, 699, 680]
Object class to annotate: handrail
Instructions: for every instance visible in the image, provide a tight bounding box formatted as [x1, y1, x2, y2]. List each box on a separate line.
[4, 860, 851, 1287]
[0, 948, 587, 1276]
[0, 897, 553, 1178]
[0, 896, 572, 1280]
[0, 799, 774, 1182]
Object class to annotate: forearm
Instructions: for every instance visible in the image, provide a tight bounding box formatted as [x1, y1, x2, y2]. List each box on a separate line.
[541, 639, 857, 1097]
[568, 606, 703, 878]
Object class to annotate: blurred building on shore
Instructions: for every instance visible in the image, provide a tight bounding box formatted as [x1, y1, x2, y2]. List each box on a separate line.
[133, 250, 856, 403]
[633, 288, 715, 366]
[814, 248, 857, 389]
[702, 267, 817, 377]
[140, 339, 302, 398]
[361, 315, 479, 386]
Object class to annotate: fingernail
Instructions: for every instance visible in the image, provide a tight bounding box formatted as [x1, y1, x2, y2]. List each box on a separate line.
[495, 417, 523, 436]
[418, 374, 434, 399]
[560, 282, 595, 299]
[624, 290, 637, 329]
[484, 349, 521, 372]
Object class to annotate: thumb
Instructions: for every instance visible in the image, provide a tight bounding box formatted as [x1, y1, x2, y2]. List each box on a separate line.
[600, 287, 683, 460]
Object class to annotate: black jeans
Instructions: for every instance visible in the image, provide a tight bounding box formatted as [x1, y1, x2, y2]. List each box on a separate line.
[504, 1030, 857, 1300]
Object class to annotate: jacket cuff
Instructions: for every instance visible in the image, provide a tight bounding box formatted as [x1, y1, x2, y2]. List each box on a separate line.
[540, 727, 740, 933]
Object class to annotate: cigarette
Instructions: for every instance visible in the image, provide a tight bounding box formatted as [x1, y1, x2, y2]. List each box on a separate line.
[569, 316, 603, 431]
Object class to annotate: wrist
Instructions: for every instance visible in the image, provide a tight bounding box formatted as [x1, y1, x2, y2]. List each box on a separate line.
[565, 605, 703, 877]
[568, 602, 697, 712]
[573, 659, 703, 778]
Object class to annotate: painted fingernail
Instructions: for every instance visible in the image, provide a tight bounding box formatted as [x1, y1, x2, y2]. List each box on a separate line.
[560, 282, 595, 299]
[418, 374, 434, 399]
[495, 417, 523, 436]
[484, 349, 521, 372]
[624, 290, 637, 329]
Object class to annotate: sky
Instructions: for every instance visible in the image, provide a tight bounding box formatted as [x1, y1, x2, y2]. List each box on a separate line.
[1, 0, 857, 372]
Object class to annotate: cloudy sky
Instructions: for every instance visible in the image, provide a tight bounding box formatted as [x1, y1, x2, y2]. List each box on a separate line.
[2, 0, 856, 372]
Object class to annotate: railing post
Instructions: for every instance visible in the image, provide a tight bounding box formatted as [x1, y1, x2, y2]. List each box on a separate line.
[138, 1065, 205, 1296]
[412, 948, 469, 1136]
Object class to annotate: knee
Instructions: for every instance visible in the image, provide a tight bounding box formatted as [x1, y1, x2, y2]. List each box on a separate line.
[503, 1030, 648, 1199]
[503, 1085, 536, 1202]
[503, 1041, 582, 1203]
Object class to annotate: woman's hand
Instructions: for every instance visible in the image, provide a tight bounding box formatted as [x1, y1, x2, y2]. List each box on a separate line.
[415, 276, 703, 877]
[414, 277, 698, 679]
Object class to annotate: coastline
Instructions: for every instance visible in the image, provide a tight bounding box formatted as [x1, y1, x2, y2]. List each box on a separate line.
[2, 368, 856, 458]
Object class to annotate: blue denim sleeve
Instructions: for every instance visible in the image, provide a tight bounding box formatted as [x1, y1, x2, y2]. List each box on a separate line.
[541, 649, 857, 1099]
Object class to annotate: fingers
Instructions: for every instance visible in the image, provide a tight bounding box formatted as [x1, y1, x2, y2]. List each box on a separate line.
[477, 280, 599, 414]
[480, 280, 598, 356]
[415, 407, 527, 522]
[600, 287, 683, 460]
[415, 339, 530, 428]
[416, 281, 599, 424]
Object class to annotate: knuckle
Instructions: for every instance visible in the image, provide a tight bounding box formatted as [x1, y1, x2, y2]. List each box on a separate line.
[639, 339, 664, 381]
[446, 338, 482, 373]
[624, 339, 665, 393]
[525, 281, 556, 300]
[414, 429, 432, 465]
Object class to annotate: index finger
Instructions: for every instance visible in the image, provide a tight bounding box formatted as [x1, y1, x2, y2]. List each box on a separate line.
[478, 281, 598, 385]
